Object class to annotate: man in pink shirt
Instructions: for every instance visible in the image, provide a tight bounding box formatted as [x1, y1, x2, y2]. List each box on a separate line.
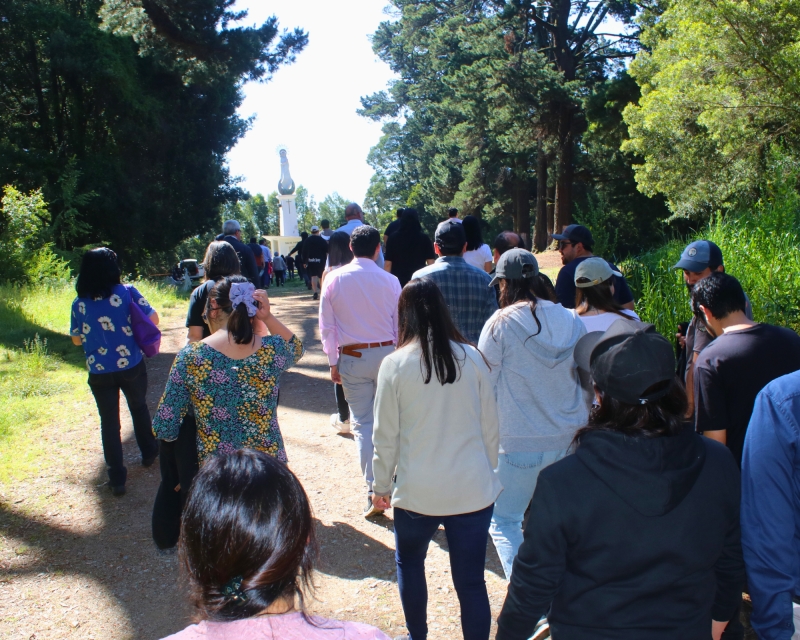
[319, 225, 402, 517]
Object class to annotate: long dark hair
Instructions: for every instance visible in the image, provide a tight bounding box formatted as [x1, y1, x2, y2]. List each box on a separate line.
[496, 277, 542, 337]
[535, 273, 558, 303]
[76, 248, 121, 299]
[327, 231, 354, 268]
[202, 241, 241, 281]
[398, 278, 469, 385]
[179, 449, 317, 622]
[572, 378, 688, 446]
[395, 208, 423, 236]
[575, 276, 629, 318]
[207, 275, 255, 345]
[462, 215, 484, 251]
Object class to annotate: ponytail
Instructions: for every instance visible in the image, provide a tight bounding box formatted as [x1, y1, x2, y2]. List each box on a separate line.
[207, 275, 256, 345]
[227, 302, 254, 345]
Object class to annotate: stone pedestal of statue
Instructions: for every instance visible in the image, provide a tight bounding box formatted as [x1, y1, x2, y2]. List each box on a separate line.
[279, 194, 299, 237]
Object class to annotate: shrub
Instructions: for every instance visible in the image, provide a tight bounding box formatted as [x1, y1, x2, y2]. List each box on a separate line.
[623, 151, 800, 338]
[0, 186, 70, 284]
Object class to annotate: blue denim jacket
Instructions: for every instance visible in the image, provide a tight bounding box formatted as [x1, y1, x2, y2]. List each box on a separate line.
[741, 370, 800, 640]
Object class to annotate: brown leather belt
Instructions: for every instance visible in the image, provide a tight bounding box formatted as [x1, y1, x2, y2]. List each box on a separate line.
[341, 341, 395, 358]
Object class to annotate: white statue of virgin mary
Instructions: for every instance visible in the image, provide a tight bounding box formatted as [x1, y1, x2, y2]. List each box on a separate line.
[278, 149, 296, 195]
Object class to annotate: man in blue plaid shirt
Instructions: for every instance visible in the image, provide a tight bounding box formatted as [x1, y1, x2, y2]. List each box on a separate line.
[411, 219, 499, 344]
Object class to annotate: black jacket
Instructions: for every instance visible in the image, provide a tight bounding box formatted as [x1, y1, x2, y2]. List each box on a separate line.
[496, 426, 744, 640]
[222, 235, 259, 284]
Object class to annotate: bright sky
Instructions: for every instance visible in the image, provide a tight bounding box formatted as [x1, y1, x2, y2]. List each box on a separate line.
[226, 0, 397, 206]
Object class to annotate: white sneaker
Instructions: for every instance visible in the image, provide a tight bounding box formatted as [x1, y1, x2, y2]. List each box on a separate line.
[330, 413, 350, 434]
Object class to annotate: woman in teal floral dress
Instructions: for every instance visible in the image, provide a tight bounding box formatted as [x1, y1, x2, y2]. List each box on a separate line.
[153, 276, 303, 463]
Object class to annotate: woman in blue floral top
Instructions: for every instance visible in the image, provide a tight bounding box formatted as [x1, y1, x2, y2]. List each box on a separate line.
[70, 248, 160, 496]
[153, 276, 303, 463]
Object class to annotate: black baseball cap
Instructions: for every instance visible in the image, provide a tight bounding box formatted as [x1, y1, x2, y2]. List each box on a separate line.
[435, 219, 467, 252]
[552, 224, 594, 249]
[574, 319, 676, 405]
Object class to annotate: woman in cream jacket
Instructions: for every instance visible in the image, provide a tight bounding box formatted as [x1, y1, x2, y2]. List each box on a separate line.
[372, 277, 501, 640]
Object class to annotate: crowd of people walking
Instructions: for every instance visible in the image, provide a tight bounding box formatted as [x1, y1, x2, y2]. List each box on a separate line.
[67, 206, 800, 640]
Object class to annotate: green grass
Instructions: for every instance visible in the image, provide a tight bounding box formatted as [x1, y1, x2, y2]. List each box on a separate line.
[0, 280, 188, 484]
[265, 274, 315, 297]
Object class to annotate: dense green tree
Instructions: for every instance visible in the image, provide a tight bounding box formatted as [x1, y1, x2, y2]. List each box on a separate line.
[295, 185, 319, 233]
[0, 0, 306, 268]
[623, 0, 800, 217]
[318, 193, 350, 229]
[241, 193, 274, 236]
[360, 0, 644, 250]
[575, 71, 672, 257]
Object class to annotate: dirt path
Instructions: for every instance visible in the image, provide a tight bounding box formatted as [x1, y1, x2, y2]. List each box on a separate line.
[0, 290, 509, 639]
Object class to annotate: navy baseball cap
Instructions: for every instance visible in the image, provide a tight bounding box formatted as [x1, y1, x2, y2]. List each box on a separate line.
[673, 240, 723, 272]
[552, 224, 594, 249]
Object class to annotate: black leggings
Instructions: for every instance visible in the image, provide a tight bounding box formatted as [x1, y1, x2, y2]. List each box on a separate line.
[152, 413, 199, 549]
[88, 359, 157, 487]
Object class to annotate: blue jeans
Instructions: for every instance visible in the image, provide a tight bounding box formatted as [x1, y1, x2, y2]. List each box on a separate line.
[394, 505, 493, 640]
[489, 449, 568, 580]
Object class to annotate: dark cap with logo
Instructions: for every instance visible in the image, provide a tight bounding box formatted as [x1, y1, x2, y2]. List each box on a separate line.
[574, 319, 676, 405]
[673, 240, 723, 272]
[552, 224, 594, 249]
[435, 219, 467, 252]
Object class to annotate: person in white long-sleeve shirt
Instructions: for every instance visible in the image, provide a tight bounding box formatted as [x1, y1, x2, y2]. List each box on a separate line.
[372, 277, 501, 640]
[319, 225, 401, 517]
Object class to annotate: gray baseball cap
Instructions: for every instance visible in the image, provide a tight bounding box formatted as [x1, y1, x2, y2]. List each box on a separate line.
[575, 257, 622, 288]
[673, 240, 723, 272]
[489, 248, 539, 287]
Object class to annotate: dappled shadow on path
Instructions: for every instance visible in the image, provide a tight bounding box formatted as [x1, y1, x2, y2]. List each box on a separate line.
[0, 432, 193, 638]
[0, 318, 191, 638]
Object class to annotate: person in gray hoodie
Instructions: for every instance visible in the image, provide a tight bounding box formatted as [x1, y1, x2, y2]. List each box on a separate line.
[478, 249, 590, 580]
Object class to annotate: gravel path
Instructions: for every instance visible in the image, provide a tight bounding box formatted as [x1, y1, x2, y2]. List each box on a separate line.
[0, 290, 509, 639]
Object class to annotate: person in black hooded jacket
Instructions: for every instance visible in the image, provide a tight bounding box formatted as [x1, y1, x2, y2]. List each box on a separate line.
[496, 319, 744, 640]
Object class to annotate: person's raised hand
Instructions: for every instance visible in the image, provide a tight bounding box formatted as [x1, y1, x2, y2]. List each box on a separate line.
[253, 289, 271, 322]
[372, 495, 391, 511]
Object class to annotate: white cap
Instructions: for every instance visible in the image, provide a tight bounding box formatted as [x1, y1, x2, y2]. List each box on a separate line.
[311, 225, 319, 232]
